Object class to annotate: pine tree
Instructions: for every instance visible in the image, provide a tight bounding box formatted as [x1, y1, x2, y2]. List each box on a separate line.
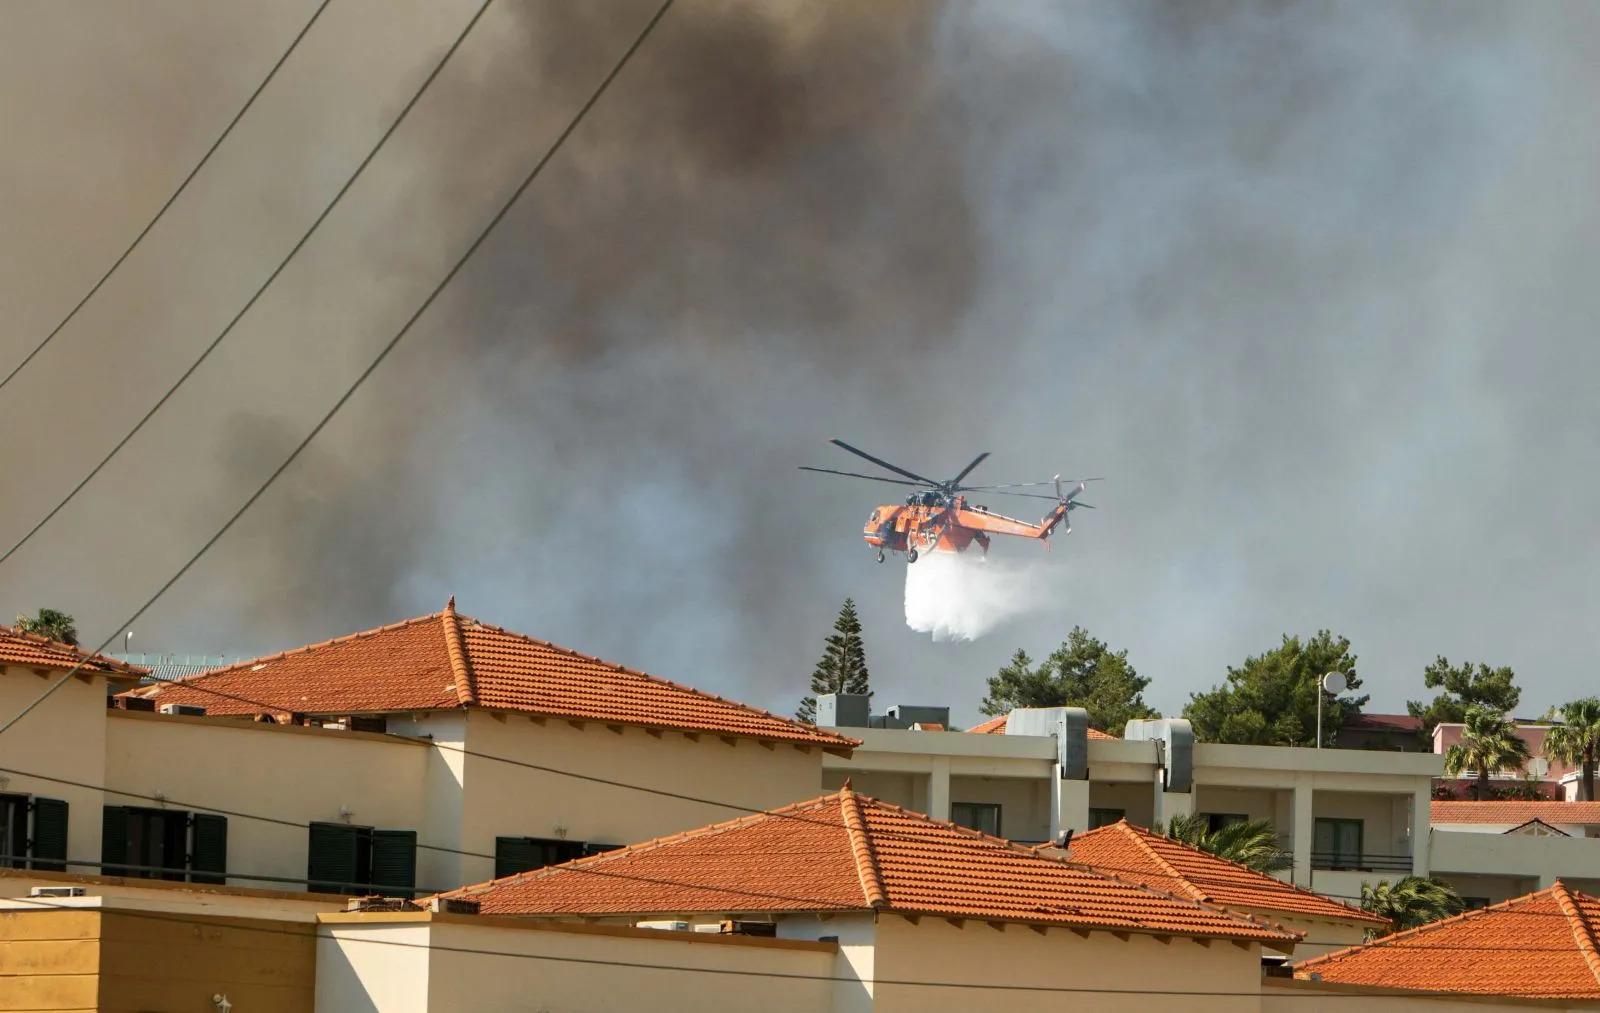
[797, 599, 871, 723]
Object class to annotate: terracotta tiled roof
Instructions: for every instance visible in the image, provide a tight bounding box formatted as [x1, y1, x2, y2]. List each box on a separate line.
[1068, 821, 1387, 926]
[1295, 883, 1600, 998]
[1431, 801, 1600, 826]
[0, 626, 146, 678]
[967, 712, 1117, 739]
[124, 600, 856, 749]
[435, 787, 1299, 946]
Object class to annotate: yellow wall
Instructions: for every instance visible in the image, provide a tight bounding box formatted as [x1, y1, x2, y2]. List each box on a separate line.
[0, 666, 118, 873]
[452, 712, 826, 886]
[315, 914, 840, 1012]
[0, 907, 315, 1013]
[871, 914, 1264, 1013]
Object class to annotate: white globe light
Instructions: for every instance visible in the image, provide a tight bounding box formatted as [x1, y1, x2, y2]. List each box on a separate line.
[1322, 671, 1348, 695]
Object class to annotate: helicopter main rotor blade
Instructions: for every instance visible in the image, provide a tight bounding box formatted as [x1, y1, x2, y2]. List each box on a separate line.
[798, 466, 929, 488]
[948, 452, 990, 486]
[829, 439, 942, 487]
[964, 477, 1105, 490]
[966, 489, 1063, 502]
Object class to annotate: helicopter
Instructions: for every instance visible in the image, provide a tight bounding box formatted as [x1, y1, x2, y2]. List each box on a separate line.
[801, 439, 1099, 564]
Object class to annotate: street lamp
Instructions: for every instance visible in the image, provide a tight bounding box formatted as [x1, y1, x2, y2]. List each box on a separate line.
[1317, 671, 1347, 750]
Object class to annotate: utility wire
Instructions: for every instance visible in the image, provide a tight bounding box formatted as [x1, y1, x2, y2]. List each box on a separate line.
[0, 0, 676, 738]
[0, 0, 492, 573]
[0, 0, 334, 395]
[0, 892, 1582, 996]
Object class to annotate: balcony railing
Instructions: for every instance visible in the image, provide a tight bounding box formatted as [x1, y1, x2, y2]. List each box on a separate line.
[1311, 851, 1412, 873]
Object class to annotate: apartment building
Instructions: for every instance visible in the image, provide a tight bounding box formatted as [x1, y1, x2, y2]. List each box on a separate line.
[816, 697, 1600, 907]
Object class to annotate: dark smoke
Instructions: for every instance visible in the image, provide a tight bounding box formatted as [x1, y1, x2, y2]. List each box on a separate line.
[4, 1, 1599, 727]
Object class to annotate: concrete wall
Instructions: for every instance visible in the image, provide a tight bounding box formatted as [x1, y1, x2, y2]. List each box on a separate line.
[454, 712, 826, 886]
[1089, 781, 1155, 827]
[0, 905, 315, 1013]
[105, 710, 432, 890]
[1430, 829, 1600, 890]
[871, 914, 1264, 1013]
[0, 666, 119, 873]
[315, 914, 842, 1013]
[948, 775, 1050, 842]
[823, 770, 925, 814]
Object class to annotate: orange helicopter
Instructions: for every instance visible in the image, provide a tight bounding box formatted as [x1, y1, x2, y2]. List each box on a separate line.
[801, 439, 1099, 564]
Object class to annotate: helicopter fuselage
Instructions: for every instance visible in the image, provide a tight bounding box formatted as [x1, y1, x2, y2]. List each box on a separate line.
[862, 494, 1070, 560]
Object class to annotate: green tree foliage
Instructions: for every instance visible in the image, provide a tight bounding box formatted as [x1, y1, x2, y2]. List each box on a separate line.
[13, 608, 78, 646]
[1443, 705, 1531, 800]
[1164, 814, 1291, 874]
[1360, 876, 1465, 935]
[1406, 657, 1521, 745]
[796, 599, 871, 723]
[978, 627, 1157, 733]
[1182, 631, 1367, 746]
[1544, 697, 1600, 801]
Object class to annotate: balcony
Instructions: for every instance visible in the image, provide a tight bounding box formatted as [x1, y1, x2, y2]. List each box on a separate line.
[1310, 850, 1413, 874]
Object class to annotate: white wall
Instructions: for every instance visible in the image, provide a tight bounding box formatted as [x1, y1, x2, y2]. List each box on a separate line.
[454, 712, 827, 886]
[871, 914, 1264, 1013]
[105, 711, 431, 891]
[0, 666, 120, 873]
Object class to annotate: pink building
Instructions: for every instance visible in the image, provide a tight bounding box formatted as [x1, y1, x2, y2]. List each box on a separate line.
[1432, 721, 1578, 798]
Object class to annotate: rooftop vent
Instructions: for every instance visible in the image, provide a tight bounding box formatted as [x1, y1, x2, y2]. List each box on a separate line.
[429, 897, 480, 915]
[159, 703, 206, 717]
[117, 696, 156, 712]
[346, 897, 422, 913]
[30, 886, 86, 898]
[813, 694, 950, 730]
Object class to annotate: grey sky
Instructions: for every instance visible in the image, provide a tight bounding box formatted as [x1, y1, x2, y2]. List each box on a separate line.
[2, 1, 1596, 728]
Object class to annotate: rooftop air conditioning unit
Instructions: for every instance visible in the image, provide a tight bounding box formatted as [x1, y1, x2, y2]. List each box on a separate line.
[30, 886, 86, 898]
[159, 703, 207, 717]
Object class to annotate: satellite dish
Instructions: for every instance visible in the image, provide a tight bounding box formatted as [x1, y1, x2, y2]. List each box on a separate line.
[1321, 671, 1348, 695]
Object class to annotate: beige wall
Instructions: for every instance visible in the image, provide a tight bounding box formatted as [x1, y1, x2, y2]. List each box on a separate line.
[871, 914, 1264, 1013]
[824, 769, 925, 813]
[1089, 781, 1155, 826]
[454, 712, 827, 886]
[1197, 785, 1282, 824]
[0, 666, 119, 873]
[316, 914, 841, 1013]
[1264, 978, 1598, 1011]
[105, 710, 432, 890]
[1246, 910, 1369, 960]
[1430, 829, 1600, 891]
[948, 775, 1050, 842]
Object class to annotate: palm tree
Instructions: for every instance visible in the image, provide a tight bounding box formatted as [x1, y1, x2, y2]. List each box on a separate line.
[1360, 876, 1465, 934]
[1165, 813, 1292, 874]
[1545, 698, 1600, 801]
[1444, 706, 1530, 800]
[13, 608, 77, 646]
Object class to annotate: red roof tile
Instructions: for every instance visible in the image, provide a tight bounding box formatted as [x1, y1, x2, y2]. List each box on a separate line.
[1296, 883, 1600, 998]
[125, 601, 856, 749]
[0, 626, 145, 678]
[1431, 801, 1600, 826]
[1068, 821, 1387, 926]
[967, 712, 1117, 739]
[436, 788, 1299, 945]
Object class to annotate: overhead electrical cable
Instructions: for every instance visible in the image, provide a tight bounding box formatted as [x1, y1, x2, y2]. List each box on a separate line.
[0, 0, 494, 572]
[0, 0, 335, 395]
[0, 0, 675, 736]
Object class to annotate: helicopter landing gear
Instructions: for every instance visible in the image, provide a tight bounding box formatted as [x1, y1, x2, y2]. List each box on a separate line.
[875, 550, 886, 564]
[907, 547, 919, 564]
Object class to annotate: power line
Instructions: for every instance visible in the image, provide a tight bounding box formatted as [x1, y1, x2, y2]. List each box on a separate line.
[0, 0, 676, 738]
[0, 893, 1584, 996]
[0, 0, 492, 573]
[0, 0, 334, 395]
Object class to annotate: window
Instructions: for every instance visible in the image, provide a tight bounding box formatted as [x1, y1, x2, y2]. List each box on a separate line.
[1463, 896, 1491, 910]
[307, 822, 416, 897]
[1312, 817, 1363, 870]
[951, 802, 1001, 837]
[494, 836, 586, 879]
[1088, 808, 1125, 830]
[1204, 812, 1248, 834]
[101, 806, 225, 882]
[0, 794, 68, 871]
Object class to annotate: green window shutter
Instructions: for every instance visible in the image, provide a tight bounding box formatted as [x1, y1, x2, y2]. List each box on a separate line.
[307, 822, 358, 894]
[189, 814, 227, 885]
[370, 829, 416, 899]
[29, 798, 68, 872]
[101, 806, 129, 876]
[495, 836, 541, 879]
